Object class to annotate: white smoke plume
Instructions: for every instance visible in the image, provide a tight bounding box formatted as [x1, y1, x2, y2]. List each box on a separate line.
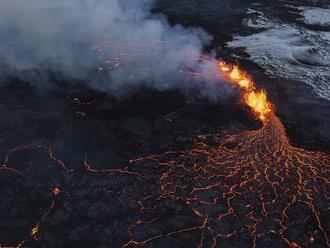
[0, 0, 230, 100]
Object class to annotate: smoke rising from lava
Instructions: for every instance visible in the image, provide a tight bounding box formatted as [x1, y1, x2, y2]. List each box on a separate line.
[0, 0, 230, 100]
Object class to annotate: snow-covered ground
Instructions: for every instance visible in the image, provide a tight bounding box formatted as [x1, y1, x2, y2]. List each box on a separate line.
[299, 7, 330, 27]
[228, 7, 330, 101]
[243, 8, 274, 29]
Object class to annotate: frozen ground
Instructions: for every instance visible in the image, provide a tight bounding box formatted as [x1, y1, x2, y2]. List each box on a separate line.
[228, 6, 330, 101]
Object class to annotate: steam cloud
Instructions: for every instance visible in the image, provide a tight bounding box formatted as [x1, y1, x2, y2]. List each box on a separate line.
[0, 0, 229, 100]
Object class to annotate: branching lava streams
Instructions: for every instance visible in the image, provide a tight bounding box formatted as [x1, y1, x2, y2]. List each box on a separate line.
[0, 60, 329, 247]
[123, 113, 330, 247]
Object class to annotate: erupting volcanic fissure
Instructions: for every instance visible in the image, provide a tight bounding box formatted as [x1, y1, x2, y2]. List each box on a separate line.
[1, 58, 329, 248]
[218, 61, 272, 121]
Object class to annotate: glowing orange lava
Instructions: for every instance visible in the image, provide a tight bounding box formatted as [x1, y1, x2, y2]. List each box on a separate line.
[31, 224, 39, 236]
[244, 91, 272, 120]
[1, 47, 329, 248]
[218, 61, 272, 121]
[52, 187, 61, 196]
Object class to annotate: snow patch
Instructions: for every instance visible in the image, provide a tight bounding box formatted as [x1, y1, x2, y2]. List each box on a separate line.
[298, 7, 330, 27]
[228, 21, 330, 100]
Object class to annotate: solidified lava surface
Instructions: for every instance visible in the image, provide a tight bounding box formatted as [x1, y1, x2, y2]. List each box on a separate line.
[0, 107, 329, 247]
[0, 0, 330, 247]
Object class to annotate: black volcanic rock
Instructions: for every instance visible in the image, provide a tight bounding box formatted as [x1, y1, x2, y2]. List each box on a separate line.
[0, 0, 330, 247]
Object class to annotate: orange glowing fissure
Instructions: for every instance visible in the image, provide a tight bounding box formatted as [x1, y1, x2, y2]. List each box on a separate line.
[219, 61, 272, 121]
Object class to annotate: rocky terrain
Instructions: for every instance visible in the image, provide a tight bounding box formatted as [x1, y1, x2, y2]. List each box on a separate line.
[0, 0, 329, 247]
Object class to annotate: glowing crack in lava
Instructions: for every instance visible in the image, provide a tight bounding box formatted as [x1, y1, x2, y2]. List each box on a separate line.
[1, 59, 329, 247]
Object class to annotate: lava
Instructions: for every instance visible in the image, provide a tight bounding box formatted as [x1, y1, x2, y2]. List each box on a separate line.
[30, 225, 38, 237]
[218, 61, 272, 121]
[0, 55, 329, 247]
[122, 112, 330, 247]
[244, 91, 272, 121]
[52, 187, 61, 196]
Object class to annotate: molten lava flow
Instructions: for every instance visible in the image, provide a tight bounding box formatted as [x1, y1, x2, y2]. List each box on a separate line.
[219, 61, 230, 72]
[122, 112, 330, 248]
[52, 187, 61, 196]
[229, 66, 243, 81]
[1, 45, 329, 248]
[218, 61, 272, 121]
[244, 91, 272, 121]
[31, 225, 39, 236]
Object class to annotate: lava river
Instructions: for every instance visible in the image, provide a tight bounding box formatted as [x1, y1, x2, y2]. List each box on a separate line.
[0, 61, 329, 248]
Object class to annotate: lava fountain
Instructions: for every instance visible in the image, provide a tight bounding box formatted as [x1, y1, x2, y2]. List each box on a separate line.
[219, 61, 272, 121]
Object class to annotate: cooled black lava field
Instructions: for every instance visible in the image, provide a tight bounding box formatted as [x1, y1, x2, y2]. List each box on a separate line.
[0, 0, 329, 248]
